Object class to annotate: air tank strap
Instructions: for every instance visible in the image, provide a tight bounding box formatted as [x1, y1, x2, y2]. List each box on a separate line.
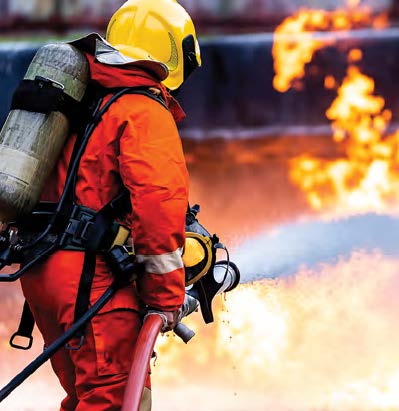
[9, 301, 34, 350]
[10, 76, 84, 126]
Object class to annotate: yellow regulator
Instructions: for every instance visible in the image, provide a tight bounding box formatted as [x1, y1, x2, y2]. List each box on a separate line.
[0, 44, 89, 222]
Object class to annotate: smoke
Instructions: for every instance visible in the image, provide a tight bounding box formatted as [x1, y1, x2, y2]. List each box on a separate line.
[234, 213, 399, 282]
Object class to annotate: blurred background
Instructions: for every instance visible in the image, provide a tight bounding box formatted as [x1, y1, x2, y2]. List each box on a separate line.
[2, 1, 399, 411]
[0, 0, 397, 34]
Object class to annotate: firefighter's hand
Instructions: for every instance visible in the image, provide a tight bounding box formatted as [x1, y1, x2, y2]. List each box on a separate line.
[144, 308, 181, 333]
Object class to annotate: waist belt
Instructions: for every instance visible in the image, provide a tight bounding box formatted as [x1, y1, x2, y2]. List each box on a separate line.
[17, 202, 130, 253]
[60, 204, 129, 251]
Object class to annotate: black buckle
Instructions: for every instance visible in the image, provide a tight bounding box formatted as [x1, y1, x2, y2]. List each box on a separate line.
[64, 206, 96, 247]
[80, 221, 94, 242]
[34, 75, 65, 91]
[10, 332, 33, 350]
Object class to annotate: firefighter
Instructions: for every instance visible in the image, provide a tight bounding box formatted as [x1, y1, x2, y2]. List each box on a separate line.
[19, 0, 201, 409]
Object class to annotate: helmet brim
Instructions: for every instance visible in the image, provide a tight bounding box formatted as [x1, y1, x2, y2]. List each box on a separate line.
[68, 33, 169, 81]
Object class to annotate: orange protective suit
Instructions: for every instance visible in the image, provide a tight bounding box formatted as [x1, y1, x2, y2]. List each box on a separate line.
[20, 53, 189, 410]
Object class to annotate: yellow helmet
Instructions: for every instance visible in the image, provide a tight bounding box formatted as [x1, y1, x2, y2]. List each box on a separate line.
[106, 0, 201, 90]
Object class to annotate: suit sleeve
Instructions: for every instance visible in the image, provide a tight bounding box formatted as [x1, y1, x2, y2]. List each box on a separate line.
[117, 96, 189, 311]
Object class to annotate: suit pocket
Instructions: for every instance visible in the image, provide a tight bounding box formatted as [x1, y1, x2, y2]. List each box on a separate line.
[90, 287, 142, 376]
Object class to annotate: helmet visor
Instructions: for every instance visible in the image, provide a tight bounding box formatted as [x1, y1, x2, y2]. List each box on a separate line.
[182, 35, 200, 83]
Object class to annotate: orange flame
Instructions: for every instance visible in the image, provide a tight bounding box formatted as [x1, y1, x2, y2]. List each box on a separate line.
[273, 10, 326, 92]
[272, 4, 387, 92]
[290, 61, 399, 215]
[273, 2, 395, 216]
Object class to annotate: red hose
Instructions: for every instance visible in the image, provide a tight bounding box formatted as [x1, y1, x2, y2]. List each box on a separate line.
[121, 314, 164, 411]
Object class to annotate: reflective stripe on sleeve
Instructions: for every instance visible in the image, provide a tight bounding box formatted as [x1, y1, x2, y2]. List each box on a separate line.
[136, 247, 184, 274]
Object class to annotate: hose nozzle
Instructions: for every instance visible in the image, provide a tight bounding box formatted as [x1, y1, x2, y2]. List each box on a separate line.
[188, 259, 241, 324]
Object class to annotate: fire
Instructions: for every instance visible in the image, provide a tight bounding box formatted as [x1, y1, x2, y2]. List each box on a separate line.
[289, 60, 399, 215]
[272, 1, 397, 216]
[272, 10, 326, 92]
[347, 47, 363, 63]
[272, 3, 387, 92]
[326, 65, 388, 144]
[152, 251, 399, 410]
